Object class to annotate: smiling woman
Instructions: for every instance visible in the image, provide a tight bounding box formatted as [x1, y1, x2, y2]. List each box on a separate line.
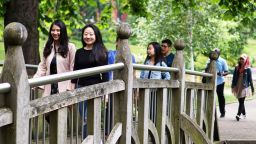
[33, 20, 77, 97]
[50, 25, 61, 41]
[71, 23, 109, 138]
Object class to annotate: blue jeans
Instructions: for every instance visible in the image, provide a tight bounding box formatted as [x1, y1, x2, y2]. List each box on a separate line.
[76, 84, 87, 139]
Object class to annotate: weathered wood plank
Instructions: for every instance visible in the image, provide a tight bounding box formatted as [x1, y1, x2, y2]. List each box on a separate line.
[166, 118, 175, 144]
[131, 126, 140, 144]
[196, 90, 205, 127]
[29, 80, 124, 118]
[185, 89, 193, 116]
[106, 123, 122, 144]
[185, 82, 213, 90]
[148, 120, 160, 144]
[138, 89, 149, 144]
[49, 107, 67, 144]
[185, 89, 193, 144]
[205, 56, 217, 141]
[81, 135, 94, 144]
[87, 97, 101, 144]
[113, 23, 133, 144]
[134, 79, 179, 89]
[0, 22, 30, 144]
[171, 40, 186, 144]
[156, 88, 167, 144]
[0, 108, 13, 127]
[180, 114, 211, 144]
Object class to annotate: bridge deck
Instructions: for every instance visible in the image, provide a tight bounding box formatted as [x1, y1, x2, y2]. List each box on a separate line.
[218, 99, 256, 141]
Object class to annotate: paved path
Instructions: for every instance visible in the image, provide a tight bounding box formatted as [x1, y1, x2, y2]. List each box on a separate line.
[218, 99, 256, 141]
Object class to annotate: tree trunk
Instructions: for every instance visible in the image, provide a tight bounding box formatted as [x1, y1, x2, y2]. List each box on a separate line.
[4, 0, 40, 75]
[95, 0, 101, 22]
[188, 9, 194, 72]
[111, 0, 118, 22]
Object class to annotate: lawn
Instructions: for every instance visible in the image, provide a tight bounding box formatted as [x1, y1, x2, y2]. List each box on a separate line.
[220, 88, 255, 105]
[244, 39, 256, 67]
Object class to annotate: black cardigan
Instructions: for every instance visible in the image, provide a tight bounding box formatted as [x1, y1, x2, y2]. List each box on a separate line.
[231, 67, 254, 93]
[71, 48, 109, 86]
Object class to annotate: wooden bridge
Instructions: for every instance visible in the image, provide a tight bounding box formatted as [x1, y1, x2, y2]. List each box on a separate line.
[0, 22, 242, 144]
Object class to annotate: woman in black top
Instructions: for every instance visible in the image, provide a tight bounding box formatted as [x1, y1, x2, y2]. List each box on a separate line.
[72, 24, 108, 85]
[71, 24, 108, 138]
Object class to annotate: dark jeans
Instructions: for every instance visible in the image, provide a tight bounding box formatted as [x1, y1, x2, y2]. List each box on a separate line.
[105, 94, 113, 135]
[76, 84, 87, 139]
[217, 82, 225, 115]
[237, 97, 246, 116]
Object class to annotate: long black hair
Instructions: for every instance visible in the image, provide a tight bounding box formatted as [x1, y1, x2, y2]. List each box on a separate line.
[81, 24, 107, 65]
[144, 42, 163, 65]
[43, 20, 69, 58]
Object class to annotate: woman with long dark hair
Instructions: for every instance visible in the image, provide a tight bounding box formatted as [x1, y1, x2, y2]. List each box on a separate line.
[71, 24, 109, 138]
[140, 42, 170, 80]
[140, 42, 170, 123]
[34, 19, 76, 96]
[232, 54, 254, 121]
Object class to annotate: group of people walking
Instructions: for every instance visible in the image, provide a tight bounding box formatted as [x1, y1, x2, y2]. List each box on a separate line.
[33, 19, 254, 140]
[140, 39, 174, 80]
[34, 20, 110, 138]
[33, 19, 176, 138]
[211, 48, 254, 121]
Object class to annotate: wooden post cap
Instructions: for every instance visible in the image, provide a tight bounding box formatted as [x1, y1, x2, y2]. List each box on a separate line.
[209, 50, 219, 60]
[174, 39, 185, 50]
[117, 23, 132, 39]
[4, 22, 28, 46]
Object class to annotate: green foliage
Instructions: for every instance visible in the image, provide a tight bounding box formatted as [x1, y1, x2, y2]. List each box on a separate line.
[128, 0, 148, 16]
[39, 0, 87, 36]
[243, 39, 256, 67]
[0, 17, 3, 40]
[218, 0, 256, 39]
[0, 0, 9, 17]
[132, 0, 251, 70]
[219, 0, 256, 23]
[1, 0, 255, 69]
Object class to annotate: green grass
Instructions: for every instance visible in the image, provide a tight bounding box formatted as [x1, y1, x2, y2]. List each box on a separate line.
[0, 40, 5, 61]
[243, 39, 256, 67]
[222, 94, 255, 105]
[216, 86, 256, 105]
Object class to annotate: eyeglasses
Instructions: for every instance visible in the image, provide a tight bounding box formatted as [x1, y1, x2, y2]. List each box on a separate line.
[161, 45, 168, 48]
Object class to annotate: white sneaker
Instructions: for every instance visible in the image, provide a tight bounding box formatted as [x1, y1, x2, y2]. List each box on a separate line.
[242, 114, 246, 119]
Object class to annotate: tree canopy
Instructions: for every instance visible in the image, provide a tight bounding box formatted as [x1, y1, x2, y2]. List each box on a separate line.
[131, 0, 255, 69]
[0, 0, 255, 70]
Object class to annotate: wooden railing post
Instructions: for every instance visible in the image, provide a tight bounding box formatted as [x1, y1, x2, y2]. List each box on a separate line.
[0, 22, 30, 144]
[49, 107, 68, 144]
[113, 23, 133, 144]
[171, 39, 186, 144]
[205, 51, 218, 141]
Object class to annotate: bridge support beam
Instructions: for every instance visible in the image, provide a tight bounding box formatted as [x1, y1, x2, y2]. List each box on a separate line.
[171, 40, 186, 144]
[0, 22, 30, 144]
[113, 23, 133, 144]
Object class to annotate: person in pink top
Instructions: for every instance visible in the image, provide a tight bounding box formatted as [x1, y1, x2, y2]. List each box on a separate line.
[33, 20, 76, 96]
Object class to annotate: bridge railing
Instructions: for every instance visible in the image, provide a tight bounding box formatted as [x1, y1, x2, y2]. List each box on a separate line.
[0, 22, 218, 144]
